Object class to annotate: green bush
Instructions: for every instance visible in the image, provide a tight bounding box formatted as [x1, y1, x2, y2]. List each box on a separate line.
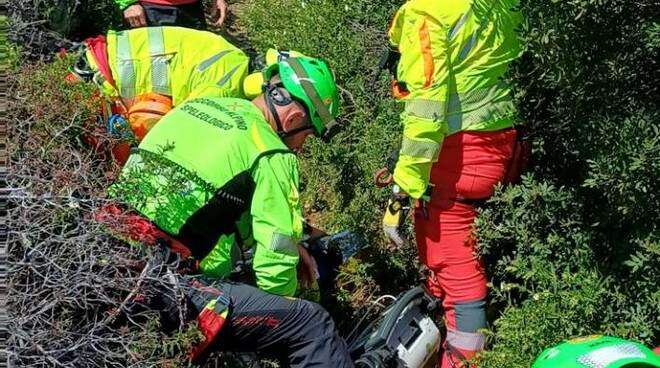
[474, 0, 660, 366]
[18, 0, 121, 37]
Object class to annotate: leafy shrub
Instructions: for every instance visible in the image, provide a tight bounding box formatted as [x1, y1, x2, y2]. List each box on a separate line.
[12, 0, 121, 37]
[474, 0, 660, 365]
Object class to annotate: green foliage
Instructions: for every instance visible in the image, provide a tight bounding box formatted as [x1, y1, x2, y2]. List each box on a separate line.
[12, 56, 123, 196]
[1, 16, 20, 70]
[474, 0, 660, 366]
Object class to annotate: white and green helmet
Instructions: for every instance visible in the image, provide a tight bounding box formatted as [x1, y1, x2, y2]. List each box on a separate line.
[533, 336, 660, 368]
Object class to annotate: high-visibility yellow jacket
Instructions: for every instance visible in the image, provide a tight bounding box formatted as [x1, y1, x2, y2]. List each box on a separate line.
[86, 26, 249, 106]
[388, 0, 523, 199]
[110, 97, 303, 296]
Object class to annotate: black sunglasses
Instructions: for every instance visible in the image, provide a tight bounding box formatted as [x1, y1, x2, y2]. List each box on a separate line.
[265, 75, 340, 142]
[265, 82, 323, 137]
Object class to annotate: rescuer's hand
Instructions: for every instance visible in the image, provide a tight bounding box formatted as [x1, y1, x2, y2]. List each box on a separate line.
[212, 0, 228, 27]
[297, 244, 319, 289]
[303, 221, 327, 241]
[124, 4, 147, 28]
[382, 193, 410, 251]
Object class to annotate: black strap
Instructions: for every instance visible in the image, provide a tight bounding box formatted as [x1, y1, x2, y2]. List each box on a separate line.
[264, 87, 286, 135]
[451, 195, 488, 207]
[286, 58, 338, 133]
[278, 124, 315, 138]
[263, 83, 315, 138]
[249, 148, 295, 174]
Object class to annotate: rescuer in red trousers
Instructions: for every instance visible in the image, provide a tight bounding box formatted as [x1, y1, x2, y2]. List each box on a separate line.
[380, 1, 524, 367]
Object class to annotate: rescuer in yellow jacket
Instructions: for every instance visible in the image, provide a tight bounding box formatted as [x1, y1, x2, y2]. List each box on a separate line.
[104, 56, 342, 297]
[380, 1, 523, 367]
[75, 26, 248, 114]
[70, 26, 305, 144]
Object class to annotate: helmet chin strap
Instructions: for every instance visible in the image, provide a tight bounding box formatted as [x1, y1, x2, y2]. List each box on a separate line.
[263, 86, 284, 131]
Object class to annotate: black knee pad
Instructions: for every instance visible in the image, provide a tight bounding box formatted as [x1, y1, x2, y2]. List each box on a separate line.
[454, 298, 487, 333]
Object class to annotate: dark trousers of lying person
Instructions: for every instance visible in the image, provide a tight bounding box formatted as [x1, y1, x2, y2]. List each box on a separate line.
[155, 275, 355, 368]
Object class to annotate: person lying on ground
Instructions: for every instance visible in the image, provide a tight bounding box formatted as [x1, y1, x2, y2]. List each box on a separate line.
[132, 247, 354, 368]
[68, 26, 306, 161]
[100, 56, 341, 297]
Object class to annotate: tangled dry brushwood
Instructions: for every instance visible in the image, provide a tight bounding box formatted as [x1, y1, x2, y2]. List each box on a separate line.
[7, 0, 79, 62]
[4, 52, 205, 366]
[4, 8, 298, 365]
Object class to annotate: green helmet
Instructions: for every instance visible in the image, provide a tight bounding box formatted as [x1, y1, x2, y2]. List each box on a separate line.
[263, 56, 340, 141]
[532, 336, 660, 368]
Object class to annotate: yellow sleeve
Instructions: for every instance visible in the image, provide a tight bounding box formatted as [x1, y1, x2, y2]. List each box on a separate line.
[391, 8, 451, 199]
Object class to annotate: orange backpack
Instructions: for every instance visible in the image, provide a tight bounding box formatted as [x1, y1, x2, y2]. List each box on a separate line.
[126, 93, 173, 141]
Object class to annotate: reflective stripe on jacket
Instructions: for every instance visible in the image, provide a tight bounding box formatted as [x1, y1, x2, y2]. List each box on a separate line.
[110, 97, 303, 296]
[90, 26, 249, 106]
[388, 0, 523, 199]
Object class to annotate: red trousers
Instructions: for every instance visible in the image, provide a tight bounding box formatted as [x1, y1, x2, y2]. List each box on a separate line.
[413, 129, 516, 367]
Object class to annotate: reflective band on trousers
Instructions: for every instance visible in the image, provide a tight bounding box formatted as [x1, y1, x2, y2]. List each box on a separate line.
[116, 32, 135, 99]
[404, 83, 515, 134]
[400, 136, 441, 161]
[116, 28, 170, 98]
[446, 330, 486, 351]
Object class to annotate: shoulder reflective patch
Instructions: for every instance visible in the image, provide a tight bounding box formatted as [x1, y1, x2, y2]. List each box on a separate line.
[197, 50, 233, 72]
[217, 65, 242, 87]
[577, 344, 646, 368]
[449, 7, 473, 40]
[455, 4, 496, 62]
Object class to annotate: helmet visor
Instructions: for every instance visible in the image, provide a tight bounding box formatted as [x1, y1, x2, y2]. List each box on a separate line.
[71, 54, 95, 82]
